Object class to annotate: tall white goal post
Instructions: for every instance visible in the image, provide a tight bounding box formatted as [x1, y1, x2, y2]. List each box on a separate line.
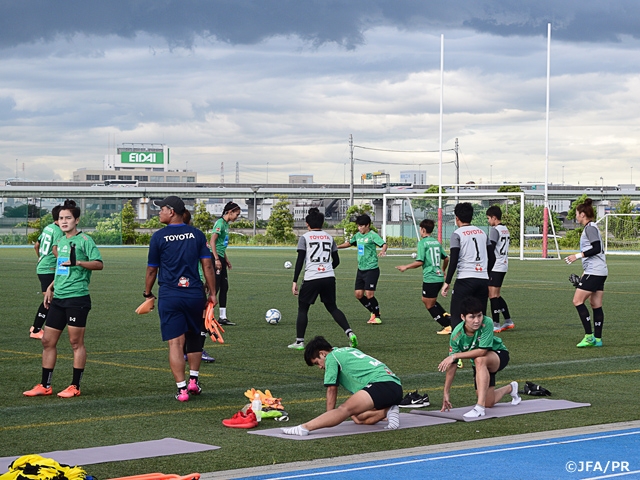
[381, 191, 561, 260]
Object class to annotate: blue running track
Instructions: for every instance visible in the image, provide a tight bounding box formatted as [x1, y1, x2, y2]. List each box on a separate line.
[236, 427, 640, 480]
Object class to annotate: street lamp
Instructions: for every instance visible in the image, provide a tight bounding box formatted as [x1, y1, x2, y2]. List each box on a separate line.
[250, 186, 261, 237]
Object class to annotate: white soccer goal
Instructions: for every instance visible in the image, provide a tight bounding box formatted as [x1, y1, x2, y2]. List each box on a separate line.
[597, 213, 640, 255]
[381, 191, 561, 260]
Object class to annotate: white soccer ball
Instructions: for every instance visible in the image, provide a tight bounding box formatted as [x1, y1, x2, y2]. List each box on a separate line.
[265, 308, 282, 325]
[284, 261, 292, 269]
[411, 252, 417, 259]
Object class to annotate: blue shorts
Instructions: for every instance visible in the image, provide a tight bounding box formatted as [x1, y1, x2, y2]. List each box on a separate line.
[158, 292, 206, 341]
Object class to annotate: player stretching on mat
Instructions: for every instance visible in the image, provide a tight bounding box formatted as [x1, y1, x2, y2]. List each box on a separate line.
[438, 297, 520, 418]
[30, 204, 62, 340]
[396, 219, 451, 334]
[486, 206, 514, 333]
[564, 198, 608, 348]
[24, 200, 103, 398]
[145, 196, 217, 402]
[289, 208, 357, 350]
[337, 214, 387, 324]
[282, 336, 402, 436]
[210, 201, 242, 326]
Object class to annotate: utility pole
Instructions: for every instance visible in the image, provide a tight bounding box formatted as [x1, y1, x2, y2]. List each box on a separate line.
[220, 162, 224, 184]
[235, 162, 239, 183]
[349, 134, 354, 206]
[455, 138, 460, 202]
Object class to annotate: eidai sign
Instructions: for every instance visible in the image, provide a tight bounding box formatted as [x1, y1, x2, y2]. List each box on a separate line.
[121, 152, 164, 164]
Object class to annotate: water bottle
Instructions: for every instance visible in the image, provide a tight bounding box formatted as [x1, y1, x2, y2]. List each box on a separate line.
[252, 393, 262, 422]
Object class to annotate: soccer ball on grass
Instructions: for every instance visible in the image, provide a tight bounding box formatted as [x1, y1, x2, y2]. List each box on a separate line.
[284, 261, 292, 269]
[265, 309, 282, 325]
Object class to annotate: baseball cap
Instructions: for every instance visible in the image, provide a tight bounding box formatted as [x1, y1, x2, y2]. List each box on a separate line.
[153, 196, 185, 214]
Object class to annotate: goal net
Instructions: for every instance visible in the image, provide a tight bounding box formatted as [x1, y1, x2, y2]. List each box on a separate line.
[597, 213, 640, 255]
[381, 191, 561, 260]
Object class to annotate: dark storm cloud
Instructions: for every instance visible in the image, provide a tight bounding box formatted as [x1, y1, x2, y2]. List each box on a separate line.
[1, 1, 639, 51]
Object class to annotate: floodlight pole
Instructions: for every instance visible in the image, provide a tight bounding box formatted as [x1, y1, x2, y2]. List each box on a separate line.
[251, 185, 261, 236]
[349, 134, 354, 206]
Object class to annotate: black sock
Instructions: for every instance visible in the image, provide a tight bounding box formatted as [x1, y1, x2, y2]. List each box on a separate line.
[358, 297, 372, 312]
[296, 302, 311, 339]
[72, 368, 84, 389]
[593, 307, 604, 338]
[33, 303, 48, 331]
[490, 297, 501, 324]
[369, 297, 380, 317]
[575, 304, 592, 335]
[42, 368, 53, 388]
[500, 297, 512, 320]
[428, 307, 449, 327]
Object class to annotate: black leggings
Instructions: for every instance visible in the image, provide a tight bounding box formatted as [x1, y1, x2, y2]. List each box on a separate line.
[296, 301, 351, 339]
[215, 260, 229, 308]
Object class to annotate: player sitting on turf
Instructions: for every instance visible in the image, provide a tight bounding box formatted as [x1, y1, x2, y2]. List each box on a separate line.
[396, 219, 451, 334]
[437, 297, 520, 418]
[281, 336, 402, 436]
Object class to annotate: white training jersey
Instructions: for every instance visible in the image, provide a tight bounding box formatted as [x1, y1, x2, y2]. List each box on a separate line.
[297, 230, 338, 281]
[580, 222, 608, 276]
[489, 224, 510, 273]
[450, 225, 490, 280]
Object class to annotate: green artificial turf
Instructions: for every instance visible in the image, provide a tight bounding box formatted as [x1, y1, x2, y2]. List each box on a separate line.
[1, 247, 639, 478]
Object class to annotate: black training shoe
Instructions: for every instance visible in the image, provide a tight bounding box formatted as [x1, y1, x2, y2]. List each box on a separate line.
[399, 390, 429, 408]
[218, 318, 236, 326]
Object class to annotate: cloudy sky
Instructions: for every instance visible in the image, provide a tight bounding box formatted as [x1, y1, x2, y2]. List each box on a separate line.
[1, 1, 639, 187]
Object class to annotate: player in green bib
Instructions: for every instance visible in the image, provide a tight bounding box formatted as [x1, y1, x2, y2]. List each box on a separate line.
[396, 219, 451, 334]
[438, 297, 520, 418]
[210, 202, 241, 326]
[338, 214, 387, 324]
[30, 205, 64, 339]
[23, 200, 103, 399]
[281, 336, 403, 436]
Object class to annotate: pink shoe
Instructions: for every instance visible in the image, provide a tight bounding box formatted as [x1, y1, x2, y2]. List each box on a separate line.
[175, 388, 189, 402]
[29, 327, 44, 339]
[187, 378, 202, 395]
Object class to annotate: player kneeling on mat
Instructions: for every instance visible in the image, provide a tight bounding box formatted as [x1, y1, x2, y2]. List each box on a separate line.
[438, 296, 521, 418]
[282, 336, 403, 436]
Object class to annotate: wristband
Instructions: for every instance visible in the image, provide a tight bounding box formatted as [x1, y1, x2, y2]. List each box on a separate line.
[575, 252, 583, 259]
[143, 291, 154, 298]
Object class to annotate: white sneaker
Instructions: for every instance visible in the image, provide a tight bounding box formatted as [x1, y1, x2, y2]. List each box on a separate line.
[288, 341, 304, 350]
[510, 381, 522, 405]
[281, 424, 309, 436]
[463, 405, 486, 418]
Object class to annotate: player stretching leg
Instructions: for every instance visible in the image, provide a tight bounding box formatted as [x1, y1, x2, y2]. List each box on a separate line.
[290, 208, 357, 350]
[438, 297, 520, 418]
[486, 206, 514, 332]
[564, 198, 607, 348]
[282, 336, 402, 436]
[396, 219, 451, 334]
[337, 214, 387, 324]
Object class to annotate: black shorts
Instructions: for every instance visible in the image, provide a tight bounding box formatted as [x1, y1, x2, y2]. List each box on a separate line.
[362, 381, 404, 410]
[450, 277, 489, 328]
[355, 268, 380, 292]
[38, 273, 55, 293]
[488, 271, 507, 288]
[422, 282, 443, 299]
[472, 349, 510, 389]
[299, 277, 337, 305]
[46, 295, 92, 330]
[578, 274, 606, 292]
